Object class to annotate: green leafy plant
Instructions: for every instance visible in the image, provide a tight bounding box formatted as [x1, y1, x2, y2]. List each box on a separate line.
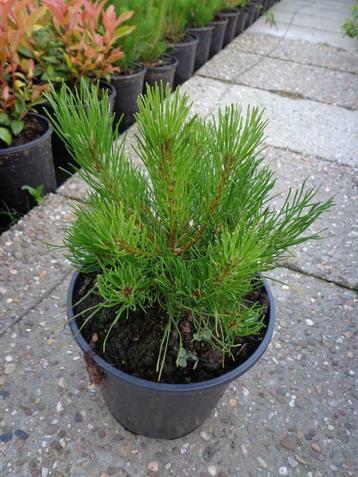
[46, 80, 332, 380]
[43, 0, 134, 85]
[111, 0, 168, 67]
[185, 0, 221, 27]
[265, 10, 276, 27]
[220, 0, 240, 11]
[21, 184, 44, 205]
[343, 1, 358, 38]
[236, 0, 249, 7]
[0, 0, 48, 146]
[165, 0, 191, 43]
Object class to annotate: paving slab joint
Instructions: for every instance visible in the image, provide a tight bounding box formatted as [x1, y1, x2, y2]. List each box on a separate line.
[284, 263, 358, 292]
[0, 268, 73, 337]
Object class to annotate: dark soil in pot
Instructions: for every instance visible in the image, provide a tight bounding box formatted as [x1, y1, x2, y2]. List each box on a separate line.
[169, 34, 199, 87]
[208, 18, 228, 58]
[0, 113, 55, 228]
[186, 26, 214, 71]
[111, 65, 146, 133]
[217, 10, 239, 46]
[235, 9, 248, 36]
[68, 272, 275, 438]
[38, 80, 116, 186]
[74, 273, 270, 384]
[144, 55, 178, 92]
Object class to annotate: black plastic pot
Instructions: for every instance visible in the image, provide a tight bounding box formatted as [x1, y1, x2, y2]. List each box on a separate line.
[111, 66, 146, 133]
[40, 80, 116, 185]
[254, 0, 264, 20]
[235, 9, 248, 36]
[67, 273, 275, 439]
[144, 55, 179, 92]
[186, 26, 214, 71]
[208, 18, 228, 58]
[0, 113, 55, 214]
[217, 10, 239, 46]
[245, 2, 257, 28]
[170, 35, 199, 88]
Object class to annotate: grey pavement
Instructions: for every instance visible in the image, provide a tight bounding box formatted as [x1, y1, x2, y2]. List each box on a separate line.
[1, 0, 357, 476]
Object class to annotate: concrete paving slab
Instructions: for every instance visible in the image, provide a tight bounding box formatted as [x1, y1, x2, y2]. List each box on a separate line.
[264, 146, 358, 289]
[180, 75, 231, 117]
[250, 0, 358, 52]
[249, 19, 358, 50]
[232, 32, 358, 74]
[57, 175, 88, 202]
[0, 194, 73, 331]
[199, 48, 358, 109]
[0, 268, 356, 476]
[272, 9, 351, 33]
[250, 19, 356, 46]
[272, 0, 353, 17]
[218, 81, 358, 166]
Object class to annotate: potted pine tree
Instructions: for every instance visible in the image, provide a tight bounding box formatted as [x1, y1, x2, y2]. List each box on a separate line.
[0, 0, 56, 228]
[235, 0, 249, 36]
[186, 1, 217, 70]
[165, 0, 199, 87]
[47, 81, 332, 439]
[137, 1, 178, 92]
[33, 0, 133, 183]
[217, 1, 240, 46]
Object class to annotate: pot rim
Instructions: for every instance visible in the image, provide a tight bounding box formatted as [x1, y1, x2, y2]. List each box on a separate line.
[170, 33, 199, 48]
[0, 112, 52, 155]
[217, 9, 240, 18]
[111, 64, 147, 81]
[210, 18, 229, 26]
[187, 25, 214, 33]
[67, 271, 276, 394]
[98, 79, 117, 101]
[145, 54, 179, 72]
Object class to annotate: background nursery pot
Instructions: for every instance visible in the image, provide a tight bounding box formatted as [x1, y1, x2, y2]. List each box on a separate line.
[208, 18, 228, 58]
[0, 113, 56, 214]
[245, 1, 257, 28]
[144, 55, 179, 91]
[187, 25, 214, 71]
[235, 9, 249, 36]
[67, 272, 276, 439]
[111, 66, 147, 133]
[170, 34, 199, 87]
[217, 10, 239, 46]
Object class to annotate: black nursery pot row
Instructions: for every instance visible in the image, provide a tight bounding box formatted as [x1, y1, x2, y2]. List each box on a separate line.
[112, 0, 277, 133]
[0, 0, 278, 234]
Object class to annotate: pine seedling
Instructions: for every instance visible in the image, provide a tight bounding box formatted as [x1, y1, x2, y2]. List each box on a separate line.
[46, 80, 333, 380]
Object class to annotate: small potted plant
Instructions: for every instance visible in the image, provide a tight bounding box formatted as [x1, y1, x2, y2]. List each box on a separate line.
[186, 0, 217, 70]
[244, 0, 259, 28]
[217, 1, 240, 46]
[33, 0, 133, 183]
[343, 1, 358, 38]
[108, 0, 147, 133]
[165, 0, 199, 87]
[0, 0, 56, 223]
[136, 0, 178, 91]
[208, 1, 229, 59]
[47, 81, 332, 439]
